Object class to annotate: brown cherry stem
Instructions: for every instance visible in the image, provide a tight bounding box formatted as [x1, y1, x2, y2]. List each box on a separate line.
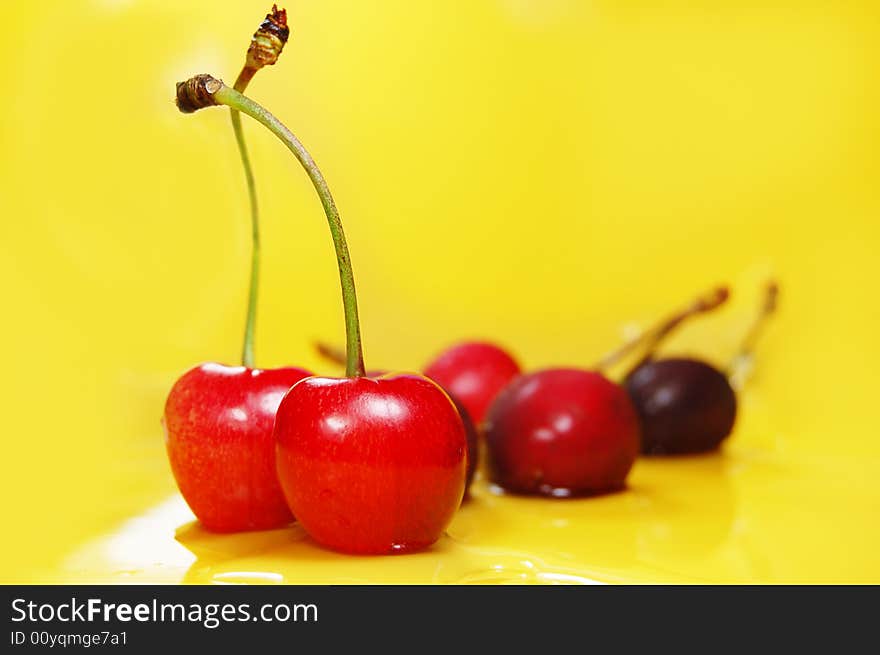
[728, 281, 779, 383]
[595, 286, 730, 372]
[315, 342, 347, 367]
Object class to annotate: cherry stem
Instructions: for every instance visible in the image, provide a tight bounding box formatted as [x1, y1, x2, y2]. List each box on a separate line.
[230, 6, 290, 368]
[595, 286, 730, 372]
[729, 281, 778, 377]
[209, 81, 366, 377]
[231, 67, 259, 368]
[314, 342, 347, 367]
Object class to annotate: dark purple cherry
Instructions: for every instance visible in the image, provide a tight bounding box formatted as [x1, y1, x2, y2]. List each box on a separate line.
[624, 358, 736, 455]
[610, 283, 778, 456]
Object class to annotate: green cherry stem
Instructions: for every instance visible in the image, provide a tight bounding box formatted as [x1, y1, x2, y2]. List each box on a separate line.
[230, 5, 290, 368]
[176, 75, 366, 377]
[231, 67, 260, 368]
[218, 85, 366, 377]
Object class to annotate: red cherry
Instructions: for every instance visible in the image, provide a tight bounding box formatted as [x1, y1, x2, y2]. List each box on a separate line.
[275, 374, 467, 554]
[424, 342, 522, 424]
[164, 362, 311, 532]
[484, 369, 640, 497]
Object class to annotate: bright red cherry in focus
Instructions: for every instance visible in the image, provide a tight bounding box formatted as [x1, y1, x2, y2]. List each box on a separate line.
[424, 342, 522, 424]
[275, 374, 466, 554]
[484, 369, 640, 497]
[164, 363, 311, 531]
[175, 75, 468, 554]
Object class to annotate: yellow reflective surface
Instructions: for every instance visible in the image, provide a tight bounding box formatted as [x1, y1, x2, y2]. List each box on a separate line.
[1, 1, 878, 583]
[31, 433, 880, 584]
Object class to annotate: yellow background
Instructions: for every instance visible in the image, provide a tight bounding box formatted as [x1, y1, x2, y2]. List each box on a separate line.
[1, 0, 877, 583]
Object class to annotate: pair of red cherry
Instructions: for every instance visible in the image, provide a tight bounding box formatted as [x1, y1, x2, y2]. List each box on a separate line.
[168, 7, 521, 552]
[163, 342, 518, 553]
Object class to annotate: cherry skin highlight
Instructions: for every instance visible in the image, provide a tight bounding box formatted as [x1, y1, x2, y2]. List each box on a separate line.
[164, 362, 311, 532]
[274, 374, 467, 554]
[424, 342, 522, 424]
[624, 358, 737, 455]
[484, 369, 641, 497]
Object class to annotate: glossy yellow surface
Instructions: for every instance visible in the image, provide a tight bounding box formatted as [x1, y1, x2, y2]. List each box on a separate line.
[1, 0, 878, 584]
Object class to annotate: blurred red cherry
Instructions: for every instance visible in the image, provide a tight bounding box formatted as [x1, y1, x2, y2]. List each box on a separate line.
[484, 368, 640, 497]
[424, 341, 521, 424]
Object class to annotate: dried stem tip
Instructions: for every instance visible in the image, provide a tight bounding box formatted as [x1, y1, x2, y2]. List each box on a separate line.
[647, 285, 729, 346]
[763, 281, 779, 315]
[246, 5, 290, 70]
[690, 286, 729, 313]
[176, 74, 223, 114]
